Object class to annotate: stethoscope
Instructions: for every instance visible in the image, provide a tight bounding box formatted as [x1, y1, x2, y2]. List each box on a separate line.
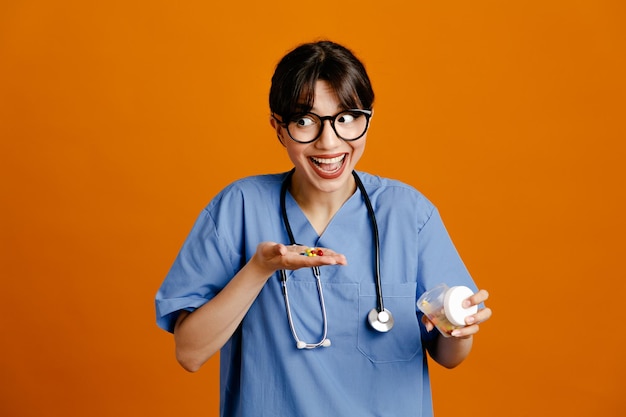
[279, 169, 394, 350]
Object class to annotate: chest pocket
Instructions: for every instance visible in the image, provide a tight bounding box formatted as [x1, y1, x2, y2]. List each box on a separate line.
[357, 282, 422, 363]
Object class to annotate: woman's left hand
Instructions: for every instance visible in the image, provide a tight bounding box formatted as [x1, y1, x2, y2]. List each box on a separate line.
[421, 289, 492, 338]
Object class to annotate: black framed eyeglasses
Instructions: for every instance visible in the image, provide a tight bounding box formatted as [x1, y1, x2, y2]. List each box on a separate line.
[273, 109, 372, 144]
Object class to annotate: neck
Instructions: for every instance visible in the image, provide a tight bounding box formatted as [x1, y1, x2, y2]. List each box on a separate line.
[288, 171, 356, 235]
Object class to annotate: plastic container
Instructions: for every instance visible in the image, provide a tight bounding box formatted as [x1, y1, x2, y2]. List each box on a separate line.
[416, 284, 478, 337]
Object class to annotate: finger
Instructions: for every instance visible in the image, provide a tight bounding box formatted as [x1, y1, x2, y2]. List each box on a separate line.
[280, 250, 348, 270]
[297, 253, 348, 266]
[451, 323, 479, 338]
[256, 242, 280, 259]
[462, 289, 489, 308]
[290, 246, 348, 265]
[294, 245, 342, 257]
[275, 243, 288, 256]
[464, 306, 492, 326]
[474, 306, 493, 323]
[473, 289, 490, 304]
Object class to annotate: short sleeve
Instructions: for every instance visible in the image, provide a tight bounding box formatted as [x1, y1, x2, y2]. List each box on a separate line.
[416, 208, 477, 346]
[155, 207, 238, 333]
[416, 208, 477, 297]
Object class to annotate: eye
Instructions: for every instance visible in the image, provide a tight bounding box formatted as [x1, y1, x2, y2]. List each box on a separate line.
[337, 112, 358, 124]
[292, 114, 318, 128]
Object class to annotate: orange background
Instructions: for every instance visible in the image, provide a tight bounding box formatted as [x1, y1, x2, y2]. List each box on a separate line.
[1, 1, 625, 416]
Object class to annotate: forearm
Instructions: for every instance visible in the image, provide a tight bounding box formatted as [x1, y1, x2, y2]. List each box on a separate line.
[428, 334, 473, 369]
[171, 242, 347, 372]
[173, 255, 273, 372]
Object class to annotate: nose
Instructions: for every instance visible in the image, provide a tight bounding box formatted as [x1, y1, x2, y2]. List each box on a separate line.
[315, 119, 342, 148]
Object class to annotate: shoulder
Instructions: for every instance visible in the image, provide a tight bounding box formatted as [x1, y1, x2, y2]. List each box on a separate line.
[205, 172, 287, 209]
[221, 172, 286, 194]
[356, 171, 436, 213]
[355, 171, 438, 231]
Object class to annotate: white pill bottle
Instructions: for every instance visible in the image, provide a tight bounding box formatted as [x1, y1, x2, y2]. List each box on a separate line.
[417, 283, 478, 337]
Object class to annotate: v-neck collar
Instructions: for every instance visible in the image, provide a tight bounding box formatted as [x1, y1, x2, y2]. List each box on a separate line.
[283, 185, 362, 244]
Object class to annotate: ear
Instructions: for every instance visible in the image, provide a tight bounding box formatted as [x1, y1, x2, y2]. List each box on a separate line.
[270, 116, 286, 147]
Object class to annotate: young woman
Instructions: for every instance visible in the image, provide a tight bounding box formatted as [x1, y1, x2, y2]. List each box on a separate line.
[156, 40, 492, 417]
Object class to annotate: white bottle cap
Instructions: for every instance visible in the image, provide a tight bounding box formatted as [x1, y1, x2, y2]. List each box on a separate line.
[444, 286, 478, 326]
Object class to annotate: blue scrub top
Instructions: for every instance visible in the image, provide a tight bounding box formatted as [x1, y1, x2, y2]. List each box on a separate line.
[156, 171, 477, 417]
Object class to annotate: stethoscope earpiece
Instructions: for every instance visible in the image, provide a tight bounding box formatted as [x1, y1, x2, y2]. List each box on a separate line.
[367, 308, 394, 332]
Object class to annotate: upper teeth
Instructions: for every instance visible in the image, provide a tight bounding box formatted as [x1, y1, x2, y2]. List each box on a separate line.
[311, 155, 345, 164]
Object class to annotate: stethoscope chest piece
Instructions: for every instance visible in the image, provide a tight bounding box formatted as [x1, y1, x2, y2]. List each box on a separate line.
[368, 308, 394, 332]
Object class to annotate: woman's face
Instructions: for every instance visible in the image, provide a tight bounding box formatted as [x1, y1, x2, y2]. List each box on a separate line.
[272, 80, 368, 197]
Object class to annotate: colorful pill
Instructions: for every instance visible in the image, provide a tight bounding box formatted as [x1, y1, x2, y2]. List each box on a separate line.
[301, 247, 323, 256]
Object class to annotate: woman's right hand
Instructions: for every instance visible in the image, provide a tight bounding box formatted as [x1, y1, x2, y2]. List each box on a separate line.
[253, 242, 348, 276]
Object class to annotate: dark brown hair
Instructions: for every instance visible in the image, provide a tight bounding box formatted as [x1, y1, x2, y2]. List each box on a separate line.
[269, 41, 375, 119]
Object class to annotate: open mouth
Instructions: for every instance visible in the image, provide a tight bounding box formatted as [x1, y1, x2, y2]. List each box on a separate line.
[310, 154, 346, 174]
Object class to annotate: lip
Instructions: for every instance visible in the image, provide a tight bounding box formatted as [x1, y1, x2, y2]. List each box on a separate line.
[308, 153, 348, 179]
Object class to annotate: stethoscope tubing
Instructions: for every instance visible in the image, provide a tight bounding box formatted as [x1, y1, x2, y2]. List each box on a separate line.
[351, 171, 386, 314]
[279, 169, 391, 349]
[280, 266, 329, 349]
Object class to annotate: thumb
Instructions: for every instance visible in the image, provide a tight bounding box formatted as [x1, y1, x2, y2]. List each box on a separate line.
[258, 242, 286, 260]
[421, 314, 435, 332]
